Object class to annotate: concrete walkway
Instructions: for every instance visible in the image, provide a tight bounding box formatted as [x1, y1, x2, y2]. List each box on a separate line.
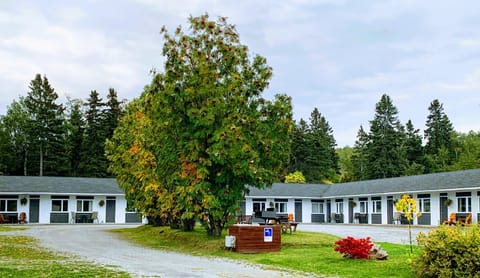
[297, 223, 434, 244]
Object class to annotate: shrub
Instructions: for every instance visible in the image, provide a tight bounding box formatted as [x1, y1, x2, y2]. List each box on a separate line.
[334, 236, 374, 259]
[412, 224, 480, 277]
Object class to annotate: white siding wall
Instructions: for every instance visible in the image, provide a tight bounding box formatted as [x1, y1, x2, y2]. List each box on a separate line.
[429, 192, 441, 225]
[473, 194, 479, 223]
[302, 199, 312, 223]
[39, 195, 51, 224]
[116, 196, 127, 224]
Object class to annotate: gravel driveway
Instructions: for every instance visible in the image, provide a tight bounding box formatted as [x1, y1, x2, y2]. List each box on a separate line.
[14, 223, 434, 277]
[297, 224, 434, 244]
[19, 224, 302, 278]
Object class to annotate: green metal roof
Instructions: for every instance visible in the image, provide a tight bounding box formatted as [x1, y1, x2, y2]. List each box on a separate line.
[0, 176, 124, 195]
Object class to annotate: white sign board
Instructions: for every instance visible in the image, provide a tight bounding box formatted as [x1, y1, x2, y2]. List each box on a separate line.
[264, 227, 273, 242]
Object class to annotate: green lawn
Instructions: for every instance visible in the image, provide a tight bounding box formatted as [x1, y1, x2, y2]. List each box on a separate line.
[112, 225, 420, 277]
[0, 227, 130, 278]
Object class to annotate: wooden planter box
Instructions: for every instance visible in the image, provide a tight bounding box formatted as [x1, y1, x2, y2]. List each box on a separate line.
[228, 225, 281, 253]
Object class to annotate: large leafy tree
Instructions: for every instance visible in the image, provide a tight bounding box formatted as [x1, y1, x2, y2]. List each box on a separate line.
[367, 94, 407, 179]
[450, 131, 480, 170]
[106, 14, 292, 236]
[1, 99, 31, 175]
[24, 74, 67, 176]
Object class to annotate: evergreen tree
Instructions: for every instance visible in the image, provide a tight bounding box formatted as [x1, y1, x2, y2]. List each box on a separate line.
[337, 146, 354, 182]
[65, 99, 85, 176]
[1, 99, 31, 175]
[80, 90, 108, 177]
[351, 125, 369, 181]
[404, 120, 425, 175]
[304, 108, 339, 183]
[289, 119, 308, 175]
[102, 88, 123, 139]
[24, 74, 67, 176]
[424, 99, 455, 172]
[366, 94, 407, 179]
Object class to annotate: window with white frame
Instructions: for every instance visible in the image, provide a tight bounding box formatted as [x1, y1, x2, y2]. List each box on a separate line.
[253, 199, 266, 212]
[359, 199, 368, 213]
[274, 199, 288, 213]
[76, 196, 93, 212]
[0, 197, 17, 212]
[418, 194, 431, 213]
[51, 196, 69, 212]
[457, 193, 471, 213]
[372, 197, 381, 213]
[312, 201, 324, 214]
[336, 201, 344, 214]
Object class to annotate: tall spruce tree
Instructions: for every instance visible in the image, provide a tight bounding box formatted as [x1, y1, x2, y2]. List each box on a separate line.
[424, 99, 455, 172]
[80, 90, 108, 177]
[304, 108, 339, 183]
[405, 119, 425, 175]
[66, 99, 85, 176]
[102, 88, 123, 139]
[366, 94, 407, 179]
[24, 74, 67, 176]
[289, 119, 308, 175]
[351, 125, 369, 181]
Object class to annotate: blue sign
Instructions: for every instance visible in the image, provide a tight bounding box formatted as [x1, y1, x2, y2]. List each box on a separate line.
[264, 227, 273, 242]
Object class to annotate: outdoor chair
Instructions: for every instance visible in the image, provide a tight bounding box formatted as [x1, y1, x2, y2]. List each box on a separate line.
[330, 213, 337, 223]
[90, 211, 98, 224]
[18, 212, 27, 224]
[393, 212, 401, 225]
[288, 213, 294, 222]
[354, 213, 360, 224]
[445, 212, 456, 225]
[0, 213, 8, 224]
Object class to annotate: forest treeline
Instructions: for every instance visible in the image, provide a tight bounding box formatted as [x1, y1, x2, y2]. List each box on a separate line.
[1, 75, 479, 182]
[288, 93, 480, 184]
[0, 74, 123, 177]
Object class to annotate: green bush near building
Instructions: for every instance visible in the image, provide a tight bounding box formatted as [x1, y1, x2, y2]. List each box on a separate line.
[413, 224, 480, 277]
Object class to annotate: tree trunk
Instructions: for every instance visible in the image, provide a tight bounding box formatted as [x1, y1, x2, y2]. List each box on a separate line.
[39, 143, 43, 176]
[181, 218, 196, 231]
[23, 149, 28, 176]
[207, 215, 224, 237]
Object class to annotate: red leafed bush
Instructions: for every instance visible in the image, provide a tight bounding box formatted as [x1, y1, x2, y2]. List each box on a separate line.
[334, 236, 374, 259]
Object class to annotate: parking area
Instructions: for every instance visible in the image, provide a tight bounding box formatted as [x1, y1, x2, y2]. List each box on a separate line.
[297, 223, 434, 244]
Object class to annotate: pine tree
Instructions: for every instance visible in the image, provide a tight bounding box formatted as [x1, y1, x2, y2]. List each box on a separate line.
[102, 88, 123, 139]
[80, 90, 108, 177]
[24, 74, 67, 176]
[366, 94, 407, 179]
[289, 119, 308, 175]
[404, 120, 425, 175]
[65, 99, 85, 176]
[304, 108, 339, 183]
[351, 125, 369, 181]
[424, 99, 455, 172]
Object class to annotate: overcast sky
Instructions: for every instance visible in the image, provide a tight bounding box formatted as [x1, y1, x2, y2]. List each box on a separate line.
[1, 0, 480, 147]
